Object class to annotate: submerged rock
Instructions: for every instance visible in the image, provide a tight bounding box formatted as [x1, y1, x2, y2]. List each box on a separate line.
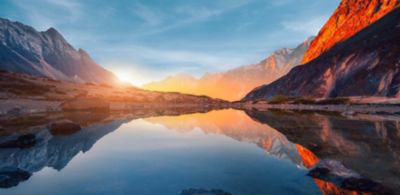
[0, 134, 36, 148]
[6, 108, 21, 116]
[62, 98, 110, 111]
[180, 188, 232, 195]
[342, 111, 356, 116]
[49, 120, 81, 136]
[307, 159, 391, 194]
[0, 168, 31, 188]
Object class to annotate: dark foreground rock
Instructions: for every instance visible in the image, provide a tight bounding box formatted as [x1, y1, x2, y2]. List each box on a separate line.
[307, 159, 392, 194]
[0, 134, 36, 148]
[180, 188, 232, 195]
[49, 120, 81, 136]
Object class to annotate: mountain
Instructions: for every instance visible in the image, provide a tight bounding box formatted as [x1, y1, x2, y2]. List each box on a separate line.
[302, 0, 400, 64]
[244, 3, 400, 101]
[143, 37, 313, 101]
[0, 18, 117, 84]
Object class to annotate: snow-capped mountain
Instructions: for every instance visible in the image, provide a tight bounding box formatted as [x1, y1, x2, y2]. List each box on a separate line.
[0, 18, 117, 84]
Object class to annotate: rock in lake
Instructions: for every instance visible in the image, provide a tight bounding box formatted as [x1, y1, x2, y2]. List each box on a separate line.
[62, 98, 110, 111]
[0, 168, 31, 188]
[0, 134, 36, 148]
[307, 159, 391, 194]
[49, 120, 81, 136]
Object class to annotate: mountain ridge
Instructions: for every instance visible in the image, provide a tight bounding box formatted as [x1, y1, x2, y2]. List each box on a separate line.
[0, 18, 117, 84]
[302, 0, 400, 64]
[144, 37, 313, 101]
[244, 6, 400, 100]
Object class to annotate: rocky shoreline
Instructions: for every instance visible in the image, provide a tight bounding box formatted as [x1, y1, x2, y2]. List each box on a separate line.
[235, 102, 400, 115]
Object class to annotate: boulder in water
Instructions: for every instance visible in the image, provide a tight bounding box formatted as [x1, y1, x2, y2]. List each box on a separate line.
[0, 134, 36, 148]
[307, 159, 391, 194]
[49, 119, 81, 136]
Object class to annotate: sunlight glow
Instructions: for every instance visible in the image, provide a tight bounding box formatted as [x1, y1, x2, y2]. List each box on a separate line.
[114, 70, 135, 85]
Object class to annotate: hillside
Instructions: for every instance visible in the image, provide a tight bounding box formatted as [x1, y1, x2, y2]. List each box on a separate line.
[0, 18, 117, 84]
[244, 6, 400, 100]
[302, 0, 400, 64]
[0, 71, 228, 115]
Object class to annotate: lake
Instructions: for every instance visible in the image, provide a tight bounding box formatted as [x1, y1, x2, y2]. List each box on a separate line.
[0, 108, 399, 194]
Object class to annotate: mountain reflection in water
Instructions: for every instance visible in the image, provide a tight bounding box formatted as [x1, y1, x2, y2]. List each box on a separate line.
[0, 108, 398, 194]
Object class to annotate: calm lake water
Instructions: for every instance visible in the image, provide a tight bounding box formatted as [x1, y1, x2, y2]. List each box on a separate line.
[0, 109, 399, 194]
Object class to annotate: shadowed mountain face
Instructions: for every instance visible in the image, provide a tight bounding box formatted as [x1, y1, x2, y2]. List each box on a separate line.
[244, 7, 400, 100]
[302, 0, 400, 64]
[0, 18, 117, 84]
[143, 38, 313, 101]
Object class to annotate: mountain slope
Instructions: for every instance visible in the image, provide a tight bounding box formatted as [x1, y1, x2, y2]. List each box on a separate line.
[244, 7, 400, 100]
[302, 0, 400, 64]
[144, 38, 313, 101]
[0, 18, 117, 84]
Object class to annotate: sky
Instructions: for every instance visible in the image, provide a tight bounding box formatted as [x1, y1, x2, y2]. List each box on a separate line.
[0, 0, 340, 86]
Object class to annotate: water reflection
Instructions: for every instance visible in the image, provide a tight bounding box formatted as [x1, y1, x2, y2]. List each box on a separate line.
[145, 109, 362, 194]
[0, 108, 398, 194]
[0, 114, 126, 188]
[145, 109, 304, 166]
[246, 109, 400, 192]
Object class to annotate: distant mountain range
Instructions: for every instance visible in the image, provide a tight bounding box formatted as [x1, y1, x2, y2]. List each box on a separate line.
[0, 18, 117, 84]
[143, 37, 313, 101]
[1, 0, 399, 102]
[244, 0, 400, 100]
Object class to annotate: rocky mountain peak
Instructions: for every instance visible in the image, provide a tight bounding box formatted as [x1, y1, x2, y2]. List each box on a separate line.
[44, 27, 67, 43]
[302, 0, 400, 64]
[45, 27, 60, 36]
[0, 18, 117, 84]
[244, 7, 400, 100]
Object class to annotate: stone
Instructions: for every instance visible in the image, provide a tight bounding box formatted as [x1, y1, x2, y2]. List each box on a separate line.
[0, 168, 31, 188]
[0, 134, 36, 148]
[49, 120, 81, 136]
[307, 159, 391, 193]
[62, 98, 110, 111]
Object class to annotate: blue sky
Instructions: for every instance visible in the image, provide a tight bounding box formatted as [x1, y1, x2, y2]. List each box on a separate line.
[0, 0, 340, 86]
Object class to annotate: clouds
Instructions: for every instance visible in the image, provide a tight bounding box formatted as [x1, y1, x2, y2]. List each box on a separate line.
[95, 44, 256, 75]
[132, 3, 163, 26]
[129, 0, 254, 36]
[282, 15, 329, 35]
[9, 0, 83, 30]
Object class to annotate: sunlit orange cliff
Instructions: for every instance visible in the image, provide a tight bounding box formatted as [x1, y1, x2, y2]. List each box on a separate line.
[302, 0, 400, 64]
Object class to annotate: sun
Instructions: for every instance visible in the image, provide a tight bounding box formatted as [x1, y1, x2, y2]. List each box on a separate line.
[115, 71, 132, 83]
[112, 69, 149, 86]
